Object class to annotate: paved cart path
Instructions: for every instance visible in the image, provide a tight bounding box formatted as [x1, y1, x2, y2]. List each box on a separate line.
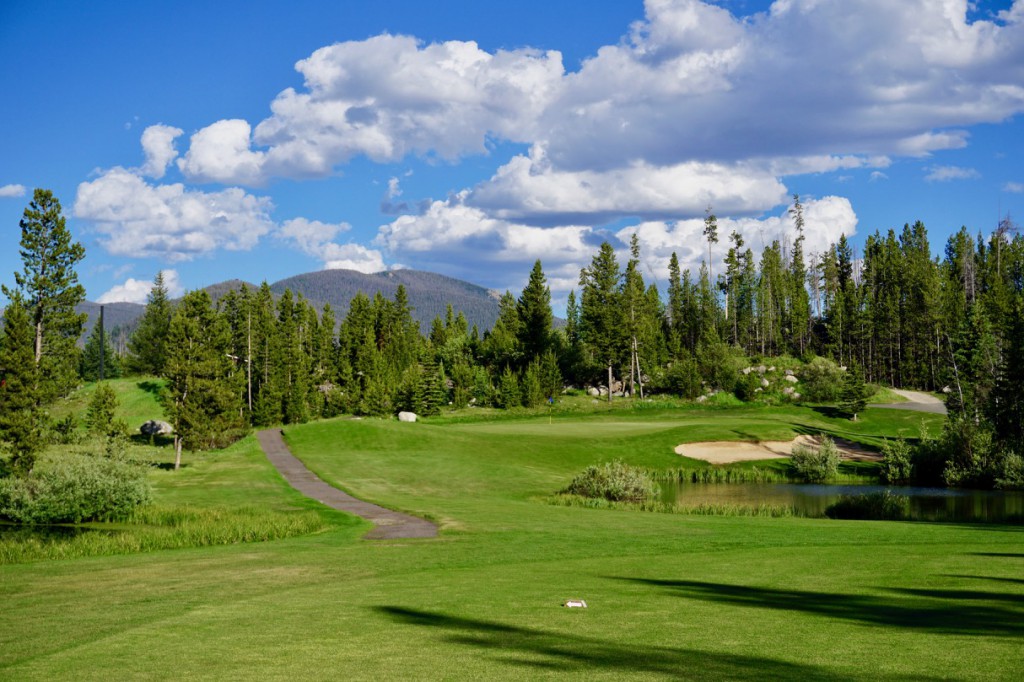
[256, 429, 437, 540]
[873, 389, 947, 415]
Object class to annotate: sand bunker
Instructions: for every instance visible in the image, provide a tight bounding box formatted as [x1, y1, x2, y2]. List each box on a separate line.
[675, 435, 879, 465]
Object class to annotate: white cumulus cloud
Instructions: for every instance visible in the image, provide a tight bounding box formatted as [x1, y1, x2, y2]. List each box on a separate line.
[468, 146, 788, 225]
[0, 184, 26, 198]
[1002, 181, 1024, 193]
[74, 167, 275, 260]
[178, 34, 564, 184]
[139, 124, 184, 179]
[278, 217, 385, 273]
[97, 269, 183, 304]
[539, 0, 1024, 171]
[177, 119, 266, 185]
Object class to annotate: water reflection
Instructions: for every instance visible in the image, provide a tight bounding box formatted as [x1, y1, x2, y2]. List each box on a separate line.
[662, 482, 1024, 523]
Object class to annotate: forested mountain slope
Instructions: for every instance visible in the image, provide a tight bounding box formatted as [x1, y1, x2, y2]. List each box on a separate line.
[270, 269, 503, 332]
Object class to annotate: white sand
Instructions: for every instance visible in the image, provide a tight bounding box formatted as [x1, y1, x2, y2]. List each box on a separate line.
[675, 434, 879, 464]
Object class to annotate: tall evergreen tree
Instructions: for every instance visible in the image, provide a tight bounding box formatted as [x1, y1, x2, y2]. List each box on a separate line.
[579, 242, 624, 399]
[788, 195, 812, 355]
[517, 260, 553, 362]
[2, 189, 86, 403]
[0, 295, 44, 473]
[80, 317, 122, 381]
[163, 290, 244, 469]
[126, 271, 172, 376]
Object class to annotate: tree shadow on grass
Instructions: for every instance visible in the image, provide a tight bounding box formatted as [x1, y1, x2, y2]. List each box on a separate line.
[614, 578, 1024, 638]
[945, 574, 1024, 586]
[373, 606, 875, 680]
[136, 380, 164, 396]
[809, 405, 846, 420]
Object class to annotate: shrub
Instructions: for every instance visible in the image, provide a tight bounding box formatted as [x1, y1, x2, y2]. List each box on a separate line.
[995, 453, 1024, 490]
[790, 436, 840, 482]
[0, 453, 151, 524]
[825, 491, 909, 520]
[799, 357, 844, 402]
[879, 438, 913, 484]
[561, 460, 658, 502]
[663, 355, 702, 399]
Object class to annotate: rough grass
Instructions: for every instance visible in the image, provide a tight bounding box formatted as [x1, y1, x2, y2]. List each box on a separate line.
[1, 393, 1021, 680]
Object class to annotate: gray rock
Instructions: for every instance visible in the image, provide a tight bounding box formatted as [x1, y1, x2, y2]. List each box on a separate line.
[587, 387, 601, 397]
[397, 411, 417, 423]
[760, 378, 770, 387]
[140, 420, 173, 436]
[785, 374, 799, 383]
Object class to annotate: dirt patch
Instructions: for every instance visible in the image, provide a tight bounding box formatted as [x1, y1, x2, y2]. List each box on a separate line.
[675, 434, 879, 464]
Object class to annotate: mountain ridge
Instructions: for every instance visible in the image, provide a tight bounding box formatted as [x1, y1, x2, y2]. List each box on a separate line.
[79, 268, 511, 335]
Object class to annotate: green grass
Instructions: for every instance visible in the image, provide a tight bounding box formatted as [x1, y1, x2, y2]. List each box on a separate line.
[49, 377, 167, 432]
[1, 396, 1021, 680]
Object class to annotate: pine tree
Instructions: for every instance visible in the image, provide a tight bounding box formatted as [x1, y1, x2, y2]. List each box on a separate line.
[517, 260, 553, 362]
[579, 242, 624, 399]
[838, 363, 870, 421]
[991, 294, 1024, 446]
[163, 290, 245, 469]
[788, 195, 812, 356]
[2, 189, 86, 403]
[85, 382, 119, 436]
[0, 295, 44, 473]
[126, 271, 172, 376]
[80, 317, 122, 381]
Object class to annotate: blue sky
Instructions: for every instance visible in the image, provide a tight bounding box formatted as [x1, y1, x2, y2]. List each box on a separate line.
[1, 0, 1022, 312]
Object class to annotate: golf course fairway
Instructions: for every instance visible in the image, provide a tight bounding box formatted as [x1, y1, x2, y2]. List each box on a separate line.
[2, 405, 1022, 680]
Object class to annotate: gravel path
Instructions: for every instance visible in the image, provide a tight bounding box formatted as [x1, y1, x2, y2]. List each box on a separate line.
[256, 429, 437, 540]
[873, 389, 948, 415]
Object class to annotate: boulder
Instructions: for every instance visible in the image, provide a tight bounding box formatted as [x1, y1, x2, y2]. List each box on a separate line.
[397, 411, 417, 423]
[784, 374, 799, 383]
[587, 387, 601, 397]
[696, 395, 707, 403]
[140, 420, 173, 436]
[784, 369, 794, 376]
[760, 378, 770, 388]
[783, 386, 795, 395]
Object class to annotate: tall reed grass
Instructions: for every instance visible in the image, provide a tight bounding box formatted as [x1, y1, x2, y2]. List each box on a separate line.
[0, 505, 331, 564]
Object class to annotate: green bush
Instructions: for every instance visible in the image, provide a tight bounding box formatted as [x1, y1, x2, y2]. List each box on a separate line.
[825, 491, 909, 520]
[790, 436, 840, 482]
[879, 438, 913, 484]
[733, 372, 763, 402]
[995, 452, 1024, 490]
[663, 355, 702, 399]
[561, 460, 658, 502]
[0, 453, 151, 524]
[799, 357, 844, 402]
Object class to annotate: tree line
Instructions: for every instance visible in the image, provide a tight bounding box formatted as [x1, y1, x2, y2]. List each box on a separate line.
[2, 190, 1023, 486]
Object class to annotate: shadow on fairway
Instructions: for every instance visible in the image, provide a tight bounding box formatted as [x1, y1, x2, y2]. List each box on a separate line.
[946, 574, 1024, 586]
[615, 578, 1024, 638]
[374, 606, 860, 680]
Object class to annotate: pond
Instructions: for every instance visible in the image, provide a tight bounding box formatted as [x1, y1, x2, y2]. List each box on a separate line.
[661, 481, 1024, 523]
